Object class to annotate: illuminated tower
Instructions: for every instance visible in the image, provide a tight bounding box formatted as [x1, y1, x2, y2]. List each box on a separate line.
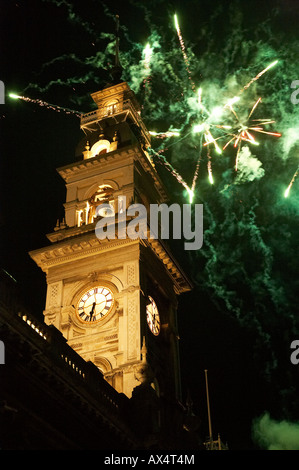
[29, 29, 192, 400]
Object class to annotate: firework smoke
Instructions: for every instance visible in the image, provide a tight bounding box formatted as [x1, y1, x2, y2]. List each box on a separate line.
[252, 413, 299, 450]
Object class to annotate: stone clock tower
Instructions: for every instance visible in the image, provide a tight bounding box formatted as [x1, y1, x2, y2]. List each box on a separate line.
[29, 66, 192, 401]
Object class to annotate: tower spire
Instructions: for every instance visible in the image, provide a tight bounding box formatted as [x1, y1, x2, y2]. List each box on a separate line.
[109, 14, 123, 84]
[115, 14, 120, 68]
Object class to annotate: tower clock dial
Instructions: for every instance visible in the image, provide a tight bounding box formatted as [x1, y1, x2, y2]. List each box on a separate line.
[146, 296, 160, 336]
[76, 286, 114, 323]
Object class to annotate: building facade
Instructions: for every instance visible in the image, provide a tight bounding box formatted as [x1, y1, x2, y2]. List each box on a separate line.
[29, 77, 192, 402]
[0, 70, 203, 451]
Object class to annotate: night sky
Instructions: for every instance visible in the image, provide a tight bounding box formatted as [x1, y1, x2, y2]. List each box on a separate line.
[1, 0, 299, 450]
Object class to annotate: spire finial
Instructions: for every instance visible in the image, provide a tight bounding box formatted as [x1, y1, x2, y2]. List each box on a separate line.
[109, 14, 123, 83]
[115, 14, 120, 68]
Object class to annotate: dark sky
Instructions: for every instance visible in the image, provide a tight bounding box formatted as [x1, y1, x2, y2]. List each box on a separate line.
[1, 0, 299, 450]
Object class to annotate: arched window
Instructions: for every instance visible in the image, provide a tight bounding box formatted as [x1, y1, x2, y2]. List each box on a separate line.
[90, 139, 111, 158]
[76, 186, 115, 227]
[89, 186, 115, 222]
[106, 100, 119, 116]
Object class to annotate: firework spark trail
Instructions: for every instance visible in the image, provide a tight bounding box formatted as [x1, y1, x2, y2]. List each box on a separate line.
[248, 97, 262, 118]
[142, 43, 153, 94]
[174, 14, 196, 93]
[9, 93, 82, 117]
[238, 60, 279, 94]
[190, 92, 205, 190]
[191, 157, 202, 190]
[189, 87, 231, 188]
[207, 147, 214, 185]
[149, 129, 197, 200]
[149, 147, 190, 192]
[284, 165, 299, 197]
[191, 153, 203, 190]
[193, 123, 222, 185]
[191, 134, 204, 191]
[149, 130, 180, 138]
[234, 141, 242, 172]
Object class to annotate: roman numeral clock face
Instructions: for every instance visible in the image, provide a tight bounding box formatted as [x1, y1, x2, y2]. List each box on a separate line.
[146, 296, 160, 336]
[76, 287, 114, 324]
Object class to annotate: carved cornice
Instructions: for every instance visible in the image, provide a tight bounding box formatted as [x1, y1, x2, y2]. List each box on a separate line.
[29, 234, 139, 271]
[90, 81, 131, 104]
[143, 237, 193, 294]
[56, 143, 168, 201]
[30, 229, 191, 294]
[57, 145, 136, 183]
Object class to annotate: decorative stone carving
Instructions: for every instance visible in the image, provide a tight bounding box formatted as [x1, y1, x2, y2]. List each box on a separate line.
[127, 297, 137, 360]
[127, 263, 136, 285]
[134, 337, 154, 385]
[48, 282, 60, 308]
[88, 271, 99, 283]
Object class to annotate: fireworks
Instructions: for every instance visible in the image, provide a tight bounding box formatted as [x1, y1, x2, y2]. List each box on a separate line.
[222, 96, 281, 170]
[150, 58, 281, 201]
[239, 60, 279, 94]
[9, 93, 81, 117]
[207, 148, 214, 185]
[174, 14, 196, 93]
[191, 87, 229, 188]
[149, 147, 190, 194]
[224, 97, 281, 149]
[142, 43, 153, 94]
[284, 166, 299, 197]
[186, 188, 194, 204]
[8, 19, 283, 204]
[166, 59, 281, 196]
[161, 29, 281, 199]
[149, 130, 180, 138]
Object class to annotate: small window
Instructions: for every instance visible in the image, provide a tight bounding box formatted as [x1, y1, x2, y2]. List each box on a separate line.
[107, 104, 117, 115]
[106, 100, 118, 116]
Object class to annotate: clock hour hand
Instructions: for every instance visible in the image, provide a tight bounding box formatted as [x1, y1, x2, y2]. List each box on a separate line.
[89, 301, 96, 318]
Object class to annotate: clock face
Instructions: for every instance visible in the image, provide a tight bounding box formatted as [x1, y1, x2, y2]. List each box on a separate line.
[146, 296, 160, 336]
[77, 286, 114, 323]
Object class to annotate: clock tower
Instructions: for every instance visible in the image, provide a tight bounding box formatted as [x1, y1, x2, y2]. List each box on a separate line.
[29, 52, 192, 402]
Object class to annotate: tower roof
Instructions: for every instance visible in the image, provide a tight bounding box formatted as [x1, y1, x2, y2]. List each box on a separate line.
[106, 15, 123, 87]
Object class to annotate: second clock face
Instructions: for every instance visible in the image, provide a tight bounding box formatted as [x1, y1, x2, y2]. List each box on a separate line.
[77, 286, 114, 323]
[146, 296, 160, 336]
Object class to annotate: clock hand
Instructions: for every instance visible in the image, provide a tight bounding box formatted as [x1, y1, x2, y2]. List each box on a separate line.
[89, 299, 107, 317]
[89, 302, 96, 317]
[93, 299, 106, 311]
